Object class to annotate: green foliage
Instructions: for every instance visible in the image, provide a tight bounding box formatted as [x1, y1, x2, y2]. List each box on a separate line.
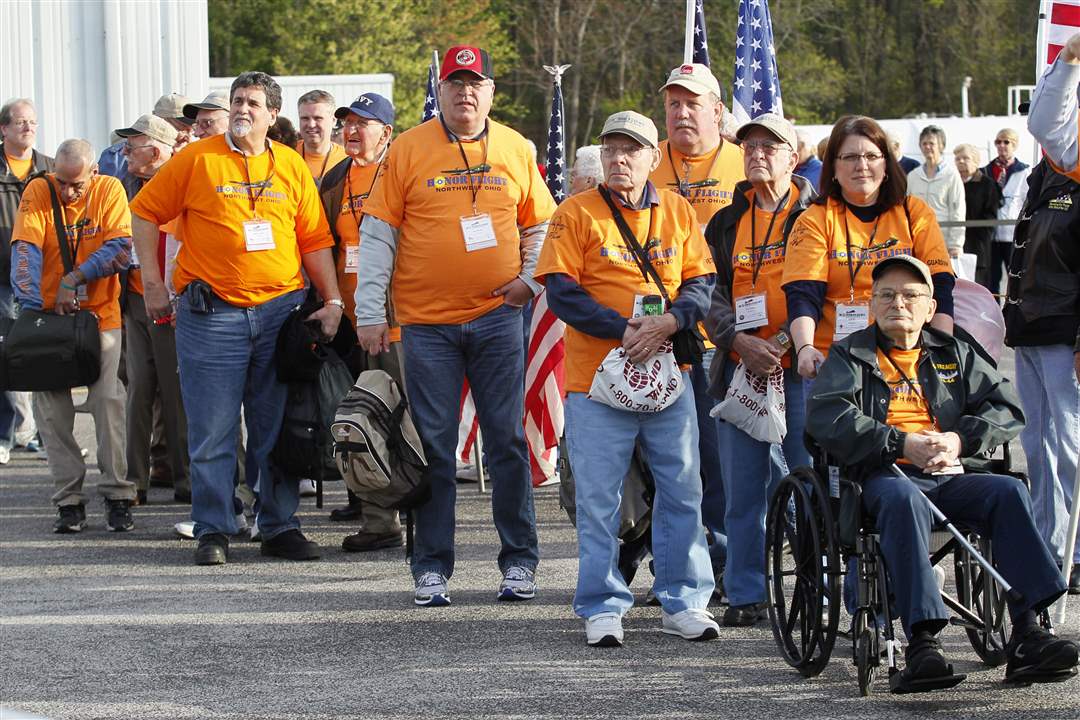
[209, 0, 1040, 148]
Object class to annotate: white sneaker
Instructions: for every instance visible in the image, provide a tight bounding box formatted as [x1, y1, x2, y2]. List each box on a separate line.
[661, 608, 720, 641]
[173, 521, 195, 539]
[414, 571, 450, 606]
[298, 478, 317, 497]
[585, 612, 624, 647]
[0, 446, 10, 465]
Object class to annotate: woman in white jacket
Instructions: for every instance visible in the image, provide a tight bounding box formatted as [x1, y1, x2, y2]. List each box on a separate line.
[907, 124, 966, 258]
[984, 127, 1030, 295]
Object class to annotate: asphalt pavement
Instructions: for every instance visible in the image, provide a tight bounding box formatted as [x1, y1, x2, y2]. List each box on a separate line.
[1, 361, 1078, 719]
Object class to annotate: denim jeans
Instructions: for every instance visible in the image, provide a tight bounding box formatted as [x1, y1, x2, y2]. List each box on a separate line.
[693, 349, 727, 573]
[861, 468, 1066, 637]
[175, 287, 305, 540]
[0, 285, 15, 448]
[566, 377, 714, 618]
[718, 364, 810, 606]
[401, 303, 539, 580]
[1015, 344, 1080, 565]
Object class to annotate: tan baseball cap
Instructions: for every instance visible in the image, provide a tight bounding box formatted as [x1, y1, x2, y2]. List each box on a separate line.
[871, 255, 934, 289]
[660, 63, 723, 99]
[735, 112, 798, 150]
[153, 93, 192, 123]
[599, 111, 659, 149]
[115, 114, 179, 146]
[183, 90, 230, 119]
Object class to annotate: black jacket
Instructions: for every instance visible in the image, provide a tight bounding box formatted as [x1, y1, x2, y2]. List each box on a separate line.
[318, 156, 353, 254]
[1, 144, 54, 287]
[702, 174, 816, 398]
[807, 324, 1024, 478]
[1004, 159, 1080, 350]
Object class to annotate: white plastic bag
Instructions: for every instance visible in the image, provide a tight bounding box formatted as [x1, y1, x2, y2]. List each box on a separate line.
[711, 363, 786, 444]
[588, 341, 685, 413]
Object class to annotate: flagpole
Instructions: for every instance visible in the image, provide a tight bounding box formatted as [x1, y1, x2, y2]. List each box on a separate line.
[1036, 0, 1050, 82]
[683, 0, 695, 63]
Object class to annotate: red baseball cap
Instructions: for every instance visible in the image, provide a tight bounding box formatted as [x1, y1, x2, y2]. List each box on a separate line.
[440, 45, 494, 81]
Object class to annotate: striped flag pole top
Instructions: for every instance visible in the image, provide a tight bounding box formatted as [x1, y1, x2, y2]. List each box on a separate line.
[731, 0, 783, 124]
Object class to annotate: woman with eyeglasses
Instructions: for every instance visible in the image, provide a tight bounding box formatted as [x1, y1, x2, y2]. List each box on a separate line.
[781, 115, 955, 380]
[984, 128, 1030, 295]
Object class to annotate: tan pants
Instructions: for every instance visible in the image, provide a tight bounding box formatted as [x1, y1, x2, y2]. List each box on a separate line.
[358, 342, 404, 534]
[35, 328, 132, 506]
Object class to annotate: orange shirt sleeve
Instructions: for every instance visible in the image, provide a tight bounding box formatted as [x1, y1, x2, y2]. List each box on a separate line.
[534, 202, 585, 282]
[517, 149, 557, 228]
[781, 203, 831, 285]
[906, 197, 953, 275]
[294, 167, 334, 254]
[362, 146, 405, 229]
[128, 147, 194, 225]
[11, 178, 50, 249]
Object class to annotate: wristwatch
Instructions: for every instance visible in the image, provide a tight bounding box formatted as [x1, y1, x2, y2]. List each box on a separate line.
[325, 298, 345, 310]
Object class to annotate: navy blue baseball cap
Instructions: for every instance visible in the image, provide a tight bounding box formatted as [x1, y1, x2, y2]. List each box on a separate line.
[335, 93, 395, 126]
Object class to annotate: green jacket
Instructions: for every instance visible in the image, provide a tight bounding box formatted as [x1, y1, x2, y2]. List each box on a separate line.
[806, 324, 1024, 477]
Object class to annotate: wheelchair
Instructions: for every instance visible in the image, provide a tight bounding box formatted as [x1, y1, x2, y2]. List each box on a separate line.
[764, 448, 1058, 696]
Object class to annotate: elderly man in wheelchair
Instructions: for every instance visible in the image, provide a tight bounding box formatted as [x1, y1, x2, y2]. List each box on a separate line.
[805, 255, 1077, 691]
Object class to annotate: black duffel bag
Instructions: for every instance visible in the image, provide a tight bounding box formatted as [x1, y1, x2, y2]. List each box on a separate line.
[0, 176, 102, 391]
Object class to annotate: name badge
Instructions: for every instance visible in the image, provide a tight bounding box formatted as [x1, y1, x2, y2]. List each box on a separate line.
[243, 218, 275, 252]
[631, 293, 666, 318]
[834, 302, 869, 340]
[461, 213, 498, 252]
[345, 245, 360, 274]
[734, 293, 768, 331]
[77, 285, 89, 302]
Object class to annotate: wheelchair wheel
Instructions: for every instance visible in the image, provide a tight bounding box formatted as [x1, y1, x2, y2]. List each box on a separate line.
[852, 608, 879, 696]
[953, 533, 1009, 666]
[765, 467, 842, 678]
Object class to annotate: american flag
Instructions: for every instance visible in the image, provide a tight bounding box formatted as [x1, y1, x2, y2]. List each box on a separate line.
[1041, 0, 1080, 72]
[731, 0, 783, 125]
[422, 53, 440, 123]
[542, 64, 570, 202]
[692, 0, 710, 66]
[524, 290, 565, 486]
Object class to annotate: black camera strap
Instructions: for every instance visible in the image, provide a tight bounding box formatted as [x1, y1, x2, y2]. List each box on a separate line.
[597, 184, 670, 306]
[42, 177, 76, 274]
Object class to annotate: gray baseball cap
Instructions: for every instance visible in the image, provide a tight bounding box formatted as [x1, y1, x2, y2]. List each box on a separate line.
[599, 111, 659, 149]
[735, 112, 798, 150]
[115, 114, 179, 146]
[872, 254, 934, 289]
[183, 90, 229, 119]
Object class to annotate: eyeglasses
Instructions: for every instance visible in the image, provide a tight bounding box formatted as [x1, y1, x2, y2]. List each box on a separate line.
[872, 289, 930, 304]
[342, 118, 382, 132]
[743, 140, 789, 157]
[837, 152, 885, 164]
[994, 139, 1014, 145]
[600, 144, 647, 159]
[443, 78, 492, 93]
[123, 141, 154, 154]
[194, 116, 227, 130]
[6, 120, 37, 129]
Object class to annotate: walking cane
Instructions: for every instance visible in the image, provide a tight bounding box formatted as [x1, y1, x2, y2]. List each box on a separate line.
[890, 464, 1024, 605]
[1053, 461, 1080, 627]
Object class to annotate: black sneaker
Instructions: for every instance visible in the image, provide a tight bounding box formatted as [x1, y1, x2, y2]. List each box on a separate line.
[341, 529, 403, 552]
[905, 631, 951, 680]
[329, 503, 363, 522]
[722, 602, 767, 627]
[261, 529, 321, 561]
[53, 504, 86, 534]
[1005, 625, 1080, 683]
[195, 533, 229, 566]
[1069, 563, 1079, 596]
[106, 499, 134, 532]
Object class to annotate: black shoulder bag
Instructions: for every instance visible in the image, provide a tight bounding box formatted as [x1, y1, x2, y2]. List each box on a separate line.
[0, 178, 101, 391]
[597, 185, 706, 365]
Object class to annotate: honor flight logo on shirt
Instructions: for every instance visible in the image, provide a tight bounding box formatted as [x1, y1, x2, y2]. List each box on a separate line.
[215, 178, 287, 204]
[426, 164, 506, 191]
[827, 236, 901, 263]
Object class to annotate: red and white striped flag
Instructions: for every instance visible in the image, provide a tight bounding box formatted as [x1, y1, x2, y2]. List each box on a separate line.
[456, 382, 480, 470]
[1040, 0, 1080, 75]
[524, 290, 565, 486]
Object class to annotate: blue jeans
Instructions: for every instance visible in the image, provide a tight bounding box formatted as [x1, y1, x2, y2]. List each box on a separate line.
[402, 303, 539, 580]
[175, 287, 305, 540]
[1015, 344, 1080, 564]
[861, 468, 1066, 637]
[718, 364, 810, 606]
[566, 377, 714, 618]
[0, 285, 15, 448]
[693, 349, 727, 573]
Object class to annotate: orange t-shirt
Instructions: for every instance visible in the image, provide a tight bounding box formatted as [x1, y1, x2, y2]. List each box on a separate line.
[12, 174, 131, 331]
[333, 160, 402, 343]
[651, 139, 745, 228]
[534, 186, 716, 393]
[129, 133, 333, 307]
[781, 196, 952, 353]
[5, 154, 32, 181]
[878, 346, 936, 435]
[729, 184, 801, 368]
[296, 140, 348, 185]
[362, 118, 557, 325]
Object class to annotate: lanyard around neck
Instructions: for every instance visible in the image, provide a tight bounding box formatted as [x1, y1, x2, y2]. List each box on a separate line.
[667, 142, 723, 198]
[240, 142, 276, 216]
[747, 189, 791, 290]
[842, 205, 882, 302]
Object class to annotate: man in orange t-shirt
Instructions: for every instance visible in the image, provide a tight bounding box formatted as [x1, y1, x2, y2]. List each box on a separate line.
[317, 92, 404, 548]
[356, 46, 555, 607]
[296, 90, 348, 188]
[11, 139, 134, 533]
[536, 111, 718, 647]
[128, 72, 344, 567]
[650, 64, 745, 584]
[0, 98, 54, 465]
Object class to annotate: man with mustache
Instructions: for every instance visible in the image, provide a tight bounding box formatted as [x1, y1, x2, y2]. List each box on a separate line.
[355, 46, 555, 606]
[650, 62, 745, 600]
[128, 71, 343, 566]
